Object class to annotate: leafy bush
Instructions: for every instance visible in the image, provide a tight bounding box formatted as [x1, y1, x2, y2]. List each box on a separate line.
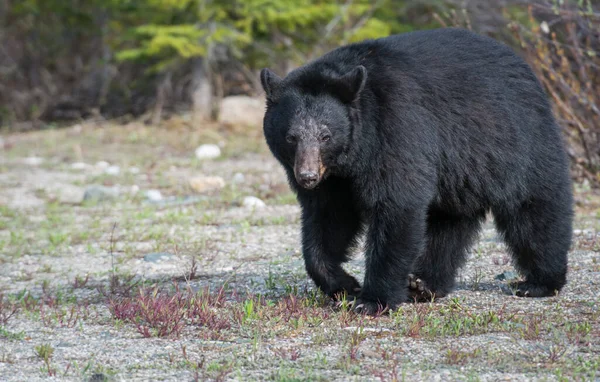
[511, 1, 600, 183]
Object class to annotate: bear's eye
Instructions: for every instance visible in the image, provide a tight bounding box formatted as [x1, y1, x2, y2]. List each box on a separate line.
[321, 135, 331, 143]
[286, 135, 297, 144]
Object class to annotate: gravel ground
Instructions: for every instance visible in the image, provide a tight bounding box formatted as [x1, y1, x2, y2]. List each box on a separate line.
[0, 121, 598, 382]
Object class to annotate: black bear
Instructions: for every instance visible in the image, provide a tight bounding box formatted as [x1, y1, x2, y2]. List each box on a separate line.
[260, 28, 573, 314]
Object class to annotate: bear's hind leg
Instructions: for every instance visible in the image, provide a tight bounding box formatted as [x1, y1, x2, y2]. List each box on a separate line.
[411, 209, 486, 301]
[493, 196, 572, 297]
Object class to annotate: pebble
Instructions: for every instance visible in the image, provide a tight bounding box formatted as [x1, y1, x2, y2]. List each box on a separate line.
[145, 195, 205, 207]
[232, 172, 246, 184]
[105, 165, 121, 175]
[58, 185, 86, 205]
[136, 242, 154, 252]
[242, 196, 266, 209]
[189, 176, 225, 193]
[573, 229, 595, 236]
[83, 185, 119, 202]
[95, 161, 110, 169]
[24, 156, 44, 166]
[145, 189, 163, 201]
[71, 162, 88, 170]
[143, 252, 174, 263]
[130, 185, 140, 195]
[195, 144, 221, 160]
[128, 166, 140, 174]
[495, 271, 519, 281]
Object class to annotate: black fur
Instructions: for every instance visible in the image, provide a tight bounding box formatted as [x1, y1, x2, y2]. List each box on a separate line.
[260, 28, 573, 314]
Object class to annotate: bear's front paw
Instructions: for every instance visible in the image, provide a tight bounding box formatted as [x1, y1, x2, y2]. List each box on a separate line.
[351, 298, 392, 316]
[407, 273, 435, 302]
[327, 274, 362, 301]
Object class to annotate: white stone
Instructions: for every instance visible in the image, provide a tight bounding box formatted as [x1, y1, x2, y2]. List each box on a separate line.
[145, 189, 163, 201]
[130, 185, 140, 195]
[105, 165, 121, 175]
[128, 167, 140, 174]
[189, 176, 226, 193]
[232, 172, 245, 184]
[58, 185, 85, 205]
[70, 162, 88, 170]
[95, 161, 110, 169]
[24, 157, 44, 166]
[218, 96, 265, 128]
[195, 144, 221, 160]
[243, 196, 266, 209]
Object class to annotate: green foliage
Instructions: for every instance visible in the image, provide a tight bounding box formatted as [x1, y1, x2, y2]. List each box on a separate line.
[109, 0, 428, 72]
[3, 0, 438, 77]
[0, 0, 446, 127]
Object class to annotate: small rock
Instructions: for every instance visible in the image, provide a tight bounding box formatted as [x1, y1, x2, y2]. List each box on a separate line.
[243, 196, 266, 209]
[574, 229, 582, 236]
[218, 96, 266, 127]
[88, 373, 108, 382]
[105, 165, 121, 175]
[495, 271, 519, 281]
[145, 189, 163, 201]
[95, 161, 110, 169]
[195, 144, 221, 160]
[145, 195, 206, 207]
[136, 242, 154, 252]
[70, 162, 88, 170]
[83, 185, 119, 202]
[58, 185, 85, 205]
[128, 166, 140, 174]
[232, 172, 246, 184]
[24, 156, 44, 166]
[71, 124, 83, 133]
[189, 176, 225, 193]
[143, 252, 174, 263]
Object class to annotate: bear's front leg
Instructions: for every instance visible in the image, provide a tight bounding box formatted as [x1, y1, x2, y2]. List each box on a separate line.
[354, 207, 427, 315]
[299, 192, 362, 300]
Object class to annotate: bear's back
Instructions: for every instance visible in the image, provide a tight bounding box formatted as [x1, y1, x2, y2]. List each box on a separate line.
[313, 29, 564, 211]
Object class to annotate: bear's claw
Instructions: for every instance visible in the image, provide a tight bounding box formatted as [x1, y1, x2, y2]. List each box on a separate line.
[407, 273, 435, 302]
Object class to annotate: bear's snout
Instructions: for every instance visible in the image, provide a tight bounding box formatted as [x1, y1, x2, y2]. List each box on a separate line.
[298, 171, 319, 189]
[294, 144, 323, 189]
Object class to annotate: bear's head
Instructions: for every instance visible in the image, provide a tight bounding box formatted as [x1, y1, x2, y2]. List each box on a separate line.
[260, 65, 367, 190]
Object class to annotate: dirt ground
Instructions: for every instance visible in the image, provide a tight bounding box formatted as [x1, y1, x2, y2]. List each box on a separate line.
[0, 120, 599, 382]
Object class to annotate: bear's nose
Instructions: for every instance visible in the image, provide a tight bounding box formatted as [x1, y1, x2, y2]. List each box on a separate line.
[299, 171, 319, 188]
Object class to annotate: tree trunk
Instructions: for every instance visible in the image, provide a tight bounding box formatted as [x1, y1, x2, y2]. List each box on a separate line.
[190, 58, 212, 123]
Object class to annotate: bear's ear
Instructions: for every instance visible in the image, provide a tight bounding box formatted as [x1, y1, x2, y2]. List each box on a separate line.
[260, 68, 283, 102]
[332, 65, 367, 103]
